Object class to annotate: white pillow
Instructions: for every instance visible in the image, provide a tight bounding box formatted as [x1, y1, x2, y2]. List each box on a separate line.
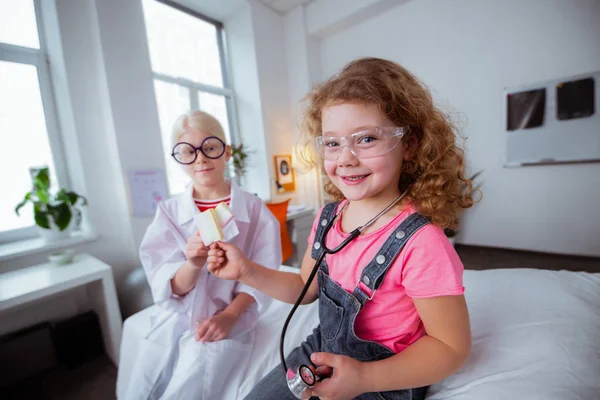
[426, 268, 600, 400]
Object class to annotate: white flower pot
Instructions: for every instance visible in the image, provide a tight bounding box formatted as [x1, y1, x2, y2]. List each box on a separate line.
[36, 217, 74, 244]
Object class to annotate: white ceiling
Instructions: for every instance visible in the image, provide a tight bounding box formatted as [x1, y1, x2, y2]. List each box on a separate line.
[174, 0, 245, 22]
[173, 0, 315, 22]
[256, 0, 315, 14]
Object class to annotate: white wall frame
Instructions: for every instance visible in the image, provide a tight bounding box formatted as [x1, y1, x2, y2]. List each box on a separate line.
[152, 0, 240, 145]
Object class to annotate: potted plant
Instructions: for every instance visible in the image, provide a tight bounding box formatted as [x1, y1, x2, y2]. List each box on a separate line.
[230, 143, 252, 185]
[445, 170, 483, 246]
[14, 166, 88, 243]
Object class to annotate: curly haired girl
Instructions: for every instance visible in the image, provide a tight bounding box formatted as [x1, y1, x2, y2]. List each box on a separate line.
[208, 57, 477, 399]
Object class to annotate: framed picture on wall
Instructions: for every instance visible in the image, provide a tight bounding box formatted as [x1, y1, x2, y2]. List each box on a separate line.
[504, 71, 600, 167]
[274, 154, 295, 193]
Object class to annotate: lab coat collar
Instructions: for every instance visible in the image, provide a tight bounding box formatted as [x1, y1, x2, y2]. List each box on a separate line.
[177, 179, 250, 225]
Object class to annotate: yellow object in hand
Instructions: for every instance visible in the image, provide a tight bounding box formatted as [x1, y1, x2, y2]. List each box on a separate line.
[197, 208, 225, 246]
[214, 202, 234, 227]
[196, 202, 235, 246]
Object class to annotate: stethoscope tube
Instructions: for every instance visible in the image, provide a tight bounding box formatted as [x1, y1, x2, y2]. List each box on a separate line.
[280, 192, 407, 375]
[279, 225, 360, 374]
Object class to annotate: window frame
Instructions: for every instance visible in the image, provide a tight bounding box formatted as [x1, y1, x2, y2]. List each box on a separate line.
[150, 0, 240, 147]
[0, 0, 69, 244]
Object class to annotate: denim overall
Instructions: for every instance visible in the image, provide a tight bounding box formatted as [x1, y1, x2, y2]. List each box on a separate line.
[245, 202, 430, 400]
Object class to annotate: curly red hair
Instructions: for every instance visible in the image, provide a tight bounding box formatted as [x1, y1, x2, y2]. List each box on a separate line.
[299, 57, 478, 229]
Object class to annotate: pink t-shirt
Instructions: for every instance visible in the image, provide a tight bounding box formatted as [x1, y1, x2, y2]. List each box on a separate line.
[308, 201, 465, 353]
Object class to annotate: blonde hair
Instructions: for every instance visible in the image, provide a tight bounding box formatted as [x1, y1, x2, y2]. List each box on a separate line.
[171, 110, 227, 147]
[298, 57, 478, 230]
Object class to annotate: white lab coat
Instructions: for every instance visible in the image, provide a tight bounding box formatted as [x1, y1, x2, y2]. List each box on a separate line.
[122, 181, 281, 400]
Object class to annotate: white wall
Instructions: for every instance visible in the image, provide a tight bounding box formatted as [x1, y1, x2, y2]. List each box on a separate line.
[284, 6, 322, 211]
[225, 1, 312, 204]
[93, 0, 166, 254]
[250, 1, 300, 203]
[308, 0, 600, 257]
[225, 2, 271, 199]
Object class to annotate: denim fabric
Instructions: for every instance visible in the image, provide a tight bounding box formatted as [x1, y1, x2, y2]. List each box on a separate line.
[245, 202, 430, 400]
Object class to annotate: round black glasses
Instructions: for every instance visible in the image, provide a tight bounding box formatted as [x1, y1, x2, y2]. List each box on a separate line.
[171, 137, 226, 165]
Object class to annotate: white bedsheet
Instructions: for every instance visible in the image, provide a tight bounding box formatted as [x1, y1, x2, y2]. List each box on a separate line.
[427, 268, 600, 400]
[240, 267, 600, 400]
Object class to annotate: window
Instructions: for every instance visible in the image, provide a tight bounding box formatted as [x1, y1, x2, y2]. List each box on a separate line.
[142, 0, 237, 195]
[0, 0, 66, 243]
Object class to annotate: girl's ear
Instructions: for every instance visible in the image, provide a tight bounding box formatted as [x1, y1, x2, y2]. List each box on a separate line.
[403, 135, 418, 161]
[224, 145, 232, 162]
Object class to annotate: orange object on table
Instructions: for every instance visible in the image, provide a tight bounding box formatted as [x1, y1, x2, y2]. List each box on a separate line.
[265, 199, 294, 264]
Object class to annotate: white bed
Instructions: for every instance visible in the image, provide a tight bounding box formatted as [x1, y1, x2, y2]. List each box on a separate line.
[239, 266, 600, 399]
[119, 266, 600, 399]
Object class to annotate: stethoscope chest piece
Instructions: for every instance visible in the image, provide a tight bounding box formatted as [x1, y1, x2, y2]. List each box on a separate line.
[286, 364, 316, 399]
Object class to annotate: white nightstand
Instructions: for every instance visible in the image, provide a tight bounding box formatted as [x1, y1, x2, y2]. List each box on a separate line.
[0, 253, 123, 365]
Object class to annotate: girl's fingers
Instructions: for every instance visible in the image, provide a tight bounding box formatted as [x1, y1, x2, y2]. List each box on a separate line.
[187, 244, 208, 253]
[315, 366, 333, 378]
[206, 256, 225, 264]
[187, 249, 208, 258]
[195, 321, 208, 341]
[206, 263, 218, 274]
[188, 246, 208, 253]
[189, 238, 207, 247]
[200, 324, 215, 342]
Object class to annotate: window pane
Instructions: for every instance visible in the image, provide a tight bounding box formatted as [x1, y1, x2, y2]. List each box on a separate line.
[143, 0, 224, 88]
[198, 92, 231, 143]
[0, 61, 57, 233]
[153, 79, 192, 195]
[0, 0, 39, 49]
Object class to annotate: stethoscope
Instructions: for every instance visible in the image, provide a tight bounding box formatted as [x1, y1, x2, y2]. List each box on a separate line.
[281, 191, 408, 398]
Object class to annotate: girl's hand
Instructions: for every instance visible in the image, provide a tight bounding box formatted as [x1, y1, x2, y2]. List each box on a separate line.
[303, 352, 367, 400]
[195, 312, 236, 342]
[206, 241, 250, 280]
[185, 230, 208, 269]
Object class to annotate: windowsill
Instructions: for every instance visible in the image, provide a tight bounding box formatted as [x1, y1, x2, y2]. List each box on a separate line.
[0, 231, 99, 262]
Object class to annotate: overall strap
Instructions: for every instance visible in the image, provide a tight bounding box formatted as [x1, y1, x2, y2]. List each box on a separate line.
[311, 201, 340, 260]
[352, 213, 431, 307]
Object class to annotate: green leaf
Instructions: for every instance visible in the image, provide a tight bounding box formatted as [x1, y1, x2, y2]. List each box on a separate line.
[34, 167, 50, 190]
[15, 192, 32, 216]
[33, 201, 46, 213]
[36, 189, 49, 203]
[54, 189, 87, 206]
[48, 203, 72, 231]
[67, 192, 78, 205]
[32, 168, 51, 203]
[35, 210, 50, 229]
[230, 143, 252, 178]
[56, 188, 69, 203]
[68, 191, 87, 206]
